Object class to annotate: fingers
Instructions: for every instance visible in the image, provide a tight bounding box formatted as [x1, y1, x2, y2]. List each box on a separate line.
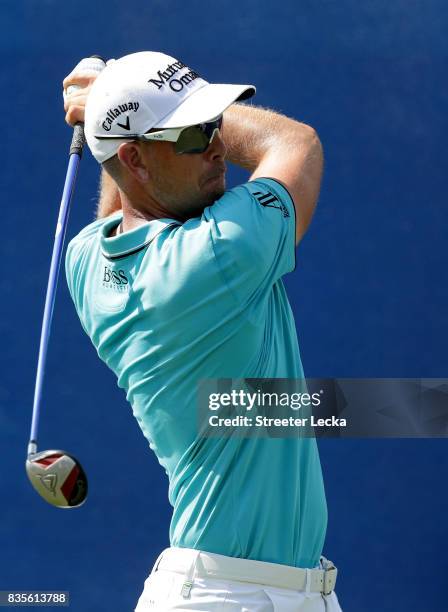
[65, 103, 88, 127]
[64, 89, 90, 126]
[63, 70, 98, 93]
[62, 69, 100, 126]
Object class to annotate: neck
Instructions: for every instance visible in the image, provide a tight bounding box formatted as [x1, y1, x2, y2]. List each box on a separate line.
[117, 188, 182, 233]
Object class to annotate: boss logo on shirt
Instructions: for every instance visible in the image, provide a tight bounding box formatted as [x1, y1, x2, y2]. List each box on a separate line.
[254, 190, 290, 218]
[102, 266, 129, 292]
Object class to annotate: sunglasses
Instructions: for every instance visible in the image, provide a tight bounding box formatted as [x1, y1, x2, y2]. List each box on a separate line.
[96, 115, 223, 155]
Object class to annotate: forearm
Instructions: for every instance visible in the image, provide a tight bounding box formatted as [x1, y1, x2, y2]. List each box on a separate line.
[222, 103, 318, 172]
[95, 169, 121, 219]
[222, 102, 323, 243]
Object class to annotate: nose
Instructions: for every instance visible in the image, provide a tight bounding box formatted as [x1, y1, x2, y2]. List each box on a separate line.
[205, 129, 227, 161]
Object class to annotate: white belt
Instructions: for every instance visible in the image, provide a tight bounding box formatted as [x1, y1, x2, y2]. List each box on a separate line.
[153, 547, 338, 596]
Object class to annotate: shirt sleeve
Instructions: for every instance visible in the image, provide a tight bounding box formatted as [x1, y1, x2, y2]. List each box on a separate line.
[203, 177, 296, 304]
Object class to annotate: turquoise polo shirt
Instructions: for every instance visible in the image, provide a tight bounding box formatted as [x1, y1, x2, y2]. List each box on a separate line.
[65, 177, 327, 568]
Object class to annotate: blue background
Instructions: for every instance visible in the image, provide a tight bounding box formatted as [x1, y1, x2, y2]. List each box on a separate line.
[1, 1, 447, 610]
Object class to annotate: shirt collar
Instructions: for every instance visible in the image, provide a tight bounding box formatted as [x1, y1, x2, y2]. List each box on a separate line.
[100, 213, 180, 260]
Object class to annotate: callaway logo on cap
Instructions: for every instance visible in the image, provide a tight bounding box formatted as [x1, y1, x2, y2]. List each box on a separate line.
[85, 51, 256, 163]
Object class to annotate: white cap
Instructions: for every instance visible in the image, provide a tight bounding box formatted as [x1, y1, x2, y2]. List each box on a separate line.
[85, 51, 256, 163]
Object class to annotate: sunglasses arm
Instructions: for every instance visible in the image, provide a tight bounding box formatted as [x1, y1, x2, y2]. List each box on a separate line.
[138, 127, 184, 143]
[95, 128, 183, 141]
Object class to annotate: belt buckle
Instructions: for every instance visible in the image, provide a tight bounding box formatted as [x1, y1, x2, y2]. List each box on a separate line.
[323, 565, 337, 596]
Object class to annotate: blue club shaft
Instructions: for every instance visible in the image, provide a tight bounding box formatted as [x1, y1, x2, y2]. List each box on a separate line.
[28, 127, 84, 456]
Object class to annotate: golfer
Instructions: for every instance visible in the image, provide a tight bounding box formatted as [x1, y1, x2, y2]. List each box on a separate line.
[63, 51, 342, 611]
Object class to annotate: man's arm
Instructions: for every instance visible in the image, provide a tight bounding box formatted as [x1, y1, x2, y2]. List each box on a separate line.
[63, 66, 322, 229]
[222, 103, 323, 244]
[92, 103, 323, 228]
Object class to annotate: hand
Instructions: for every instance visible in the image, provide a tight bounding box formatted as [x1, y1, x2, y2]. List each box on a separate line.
[62, 57, 107, 126]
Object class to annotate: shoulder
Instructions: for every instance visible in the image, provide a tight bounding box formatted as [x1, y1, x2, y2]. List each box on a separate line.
[67, 213, 120, 249]
[202, 177, 295, 251]
[66, 213, 120, 262]
[198, 178, 296, 296]
[205, 177, 293, 215]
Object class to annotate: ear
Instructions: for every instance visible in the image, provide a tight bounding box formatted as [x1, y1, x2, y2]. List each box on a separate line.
[117, 142, 150, 183]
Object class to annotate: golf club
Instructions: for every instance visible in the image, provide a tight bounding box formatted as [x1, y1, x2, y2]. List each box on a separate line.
[26, 55, 105, 508]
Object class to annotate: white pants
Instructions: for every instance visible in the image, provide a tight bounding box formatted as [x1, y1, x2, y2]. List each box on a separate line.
[135, 549, 342, 611]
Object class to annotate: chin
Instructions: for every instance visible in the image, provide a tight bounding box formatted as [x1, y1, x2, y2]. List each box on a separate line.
[206, 184, 225, 204]
[181, 182, 226, 220]
[205, 176, 226, 202]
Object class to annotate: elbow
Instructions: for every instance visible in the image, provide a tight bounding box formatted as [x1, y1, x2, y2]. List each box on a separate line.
[289, 122, 324, 167]
[303, 125, 323, 159]
[304, 126, 324, 175]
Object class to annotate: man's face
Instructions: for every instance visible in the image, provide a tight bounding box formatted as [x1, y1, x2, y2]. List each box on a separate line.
[140, 127, 228, 221]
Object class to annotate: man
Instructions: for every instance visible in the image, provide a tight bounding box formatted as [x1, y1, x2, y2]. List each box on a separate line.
[63, 51, 342, 611]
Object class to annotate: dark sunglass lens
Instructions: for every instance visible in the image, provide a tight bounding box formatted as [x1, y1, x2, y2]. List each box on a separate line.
[175, 117, 223, 154]
[175, 126, 209, 154]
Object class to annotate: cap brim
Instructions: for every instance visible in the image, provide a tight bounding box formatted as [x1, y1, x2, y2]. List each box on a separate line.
[154, 83, 255, 128]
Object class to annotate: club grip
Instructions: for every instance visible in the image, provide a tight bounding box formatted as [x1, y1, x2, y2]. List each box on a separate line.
[70, 123, 86, 157]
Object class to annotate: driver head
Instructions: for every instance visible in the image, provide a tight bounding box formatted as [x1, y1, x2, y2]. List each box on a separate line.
[26, 450, 88, 508]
